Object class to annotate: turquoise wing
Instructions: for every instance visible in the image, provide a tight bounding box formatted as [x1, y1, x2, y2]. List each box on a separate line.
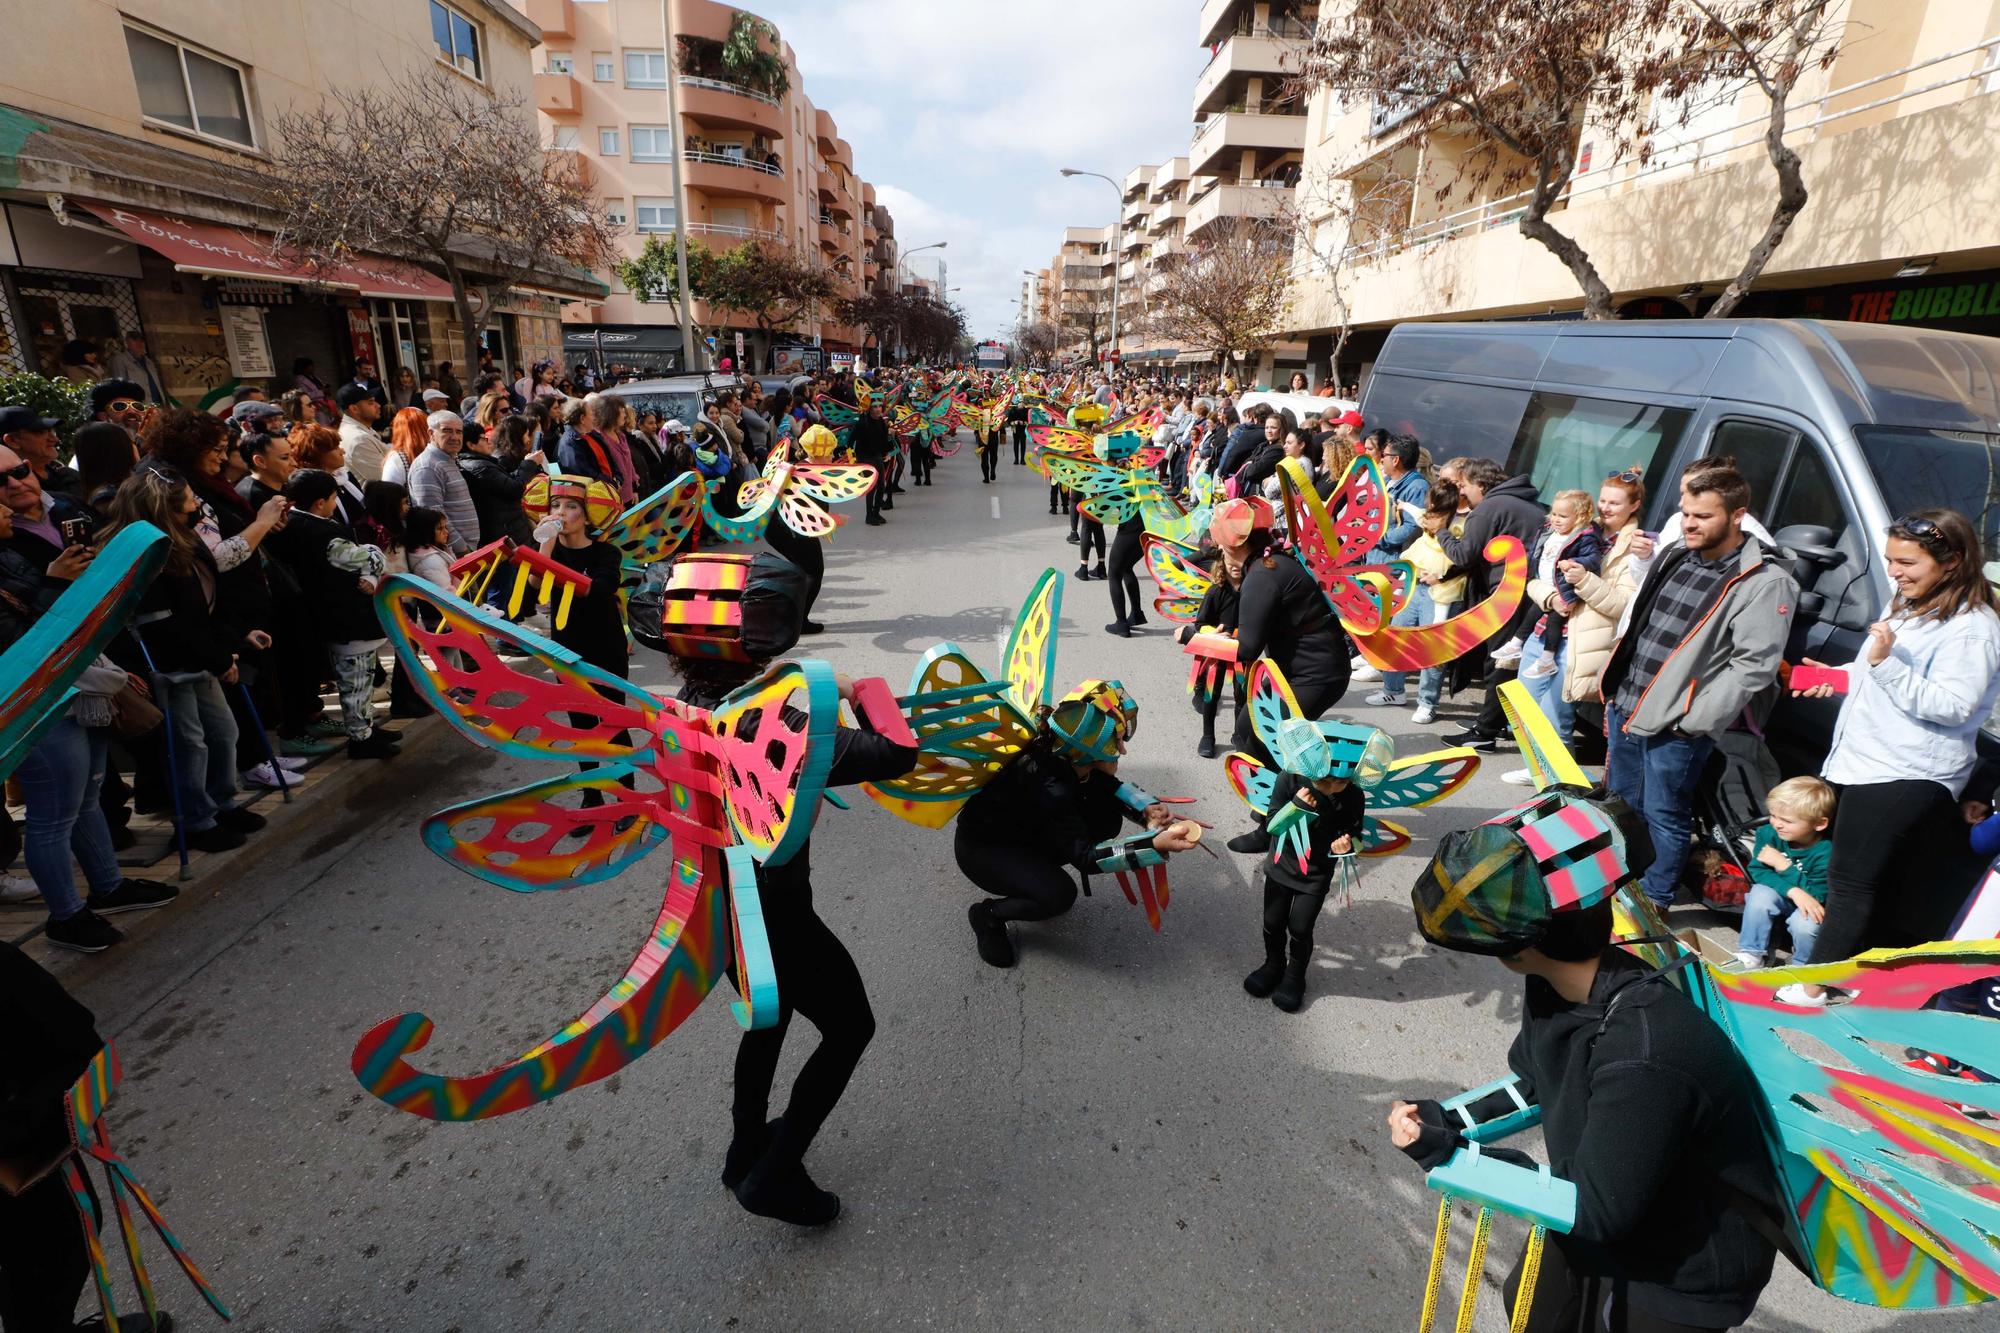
[1243, 658, 1303, 761]
[1223, 751, 1276, 815]
[1366, 749, 1482, 811]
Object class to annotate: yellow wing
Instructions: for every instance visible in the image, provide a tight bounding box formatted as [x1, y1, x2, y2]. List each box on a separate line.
[1002, 568, 1063, 717]
[863, 647, 1035, 828]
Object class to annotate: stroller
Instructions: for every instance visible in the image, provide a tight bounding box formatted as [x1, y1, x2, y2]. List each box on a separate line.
[1688, 726, 1782, 914]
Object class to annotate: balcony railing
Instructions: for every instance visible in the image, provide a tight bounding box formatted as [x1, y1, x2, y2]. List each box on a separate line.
[687, 222, 781, 243]
[678, 74, 781, 108]
[1341, 34, 2000, 269]
[684, 149, 782, 175]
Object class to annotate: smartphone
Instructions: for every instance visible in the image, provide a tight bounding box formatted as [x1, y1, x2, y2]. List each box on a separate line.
[1789, 662, 1849, 694]
[59, 517, 89, 547]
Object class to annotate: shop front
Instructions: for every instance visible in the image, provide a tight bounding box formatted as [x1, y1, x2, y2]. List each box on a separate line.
[1721, 267, 2000, 337]
[562, 324, 685, 378]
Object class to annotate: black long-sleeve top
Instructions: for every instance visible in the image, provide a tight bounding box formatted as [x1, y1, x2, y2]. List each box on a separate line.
[0, 942, 101, 1158]
[1403, 949, 1778, 1328]
[957, 750, 1136, 873]
[1259, 772, 1365, 893]
[548, 539, 627, 678]
[1235, 552, 1349, 705]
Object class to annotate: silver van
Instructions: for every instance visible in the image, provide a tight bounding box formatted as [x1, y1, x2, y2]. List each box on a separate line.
[1358, 318, 2000, 774]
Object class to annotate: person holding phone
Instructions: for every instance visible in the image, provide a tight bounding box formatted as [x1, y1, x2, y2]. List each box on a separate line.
[1781, 508, 2000, 1005]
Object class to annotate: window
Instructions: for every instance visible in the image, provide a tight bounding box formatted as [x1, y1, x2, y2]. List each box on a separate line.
[598, 127, 621, 155]
[630, 125, 672, 162]
[635, 198, 677, 232]
[604, 200, 627, 227]
[546, 51, 574, 75]
[625, 50, 667, 88]
[1509, 392, 1691, 505]
[592, 53, 614, 82]
[124, 26, 255, 148]
[550, 126, 580, 151]
[429, 0, 482, 79]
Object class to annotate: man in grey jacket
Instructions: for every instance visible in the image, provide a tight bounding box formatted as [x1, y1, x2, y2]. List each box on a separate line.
[1598, 464, 1797, 909]
[407, 410, 479, 556]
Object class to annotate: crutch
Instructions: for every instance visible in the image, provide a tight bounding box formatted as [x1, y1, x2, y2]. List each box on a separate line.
[130, 633, 190, 882]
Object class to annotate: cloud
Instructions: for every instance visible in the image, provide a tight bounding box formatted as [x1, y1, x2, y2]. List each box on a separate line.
[746, 0, 1205, 337]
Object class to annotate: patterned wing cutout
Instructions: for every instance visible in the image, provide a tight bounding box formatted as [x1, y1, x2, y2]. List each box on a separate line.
[1044, 455, 1144, 524]
[1142, 536, 1211, 623]
[707, 659, 841, 868]
[1244, 658, 1305, 762]
[1223, 751, 1278, 815]
[1279, 457, 1407, 634]
[701, 482, 778, 545]
[375, 574, 661, 764]
[419, 768, 668, 892]
[351, 853, 728, 1120]
[790, 462, 877, 504]
[0, 521, 167, 777]
[864, 645, 1035, 828]
[1359, 816, 1412, 856]
[1352, 536, 1530, 672]
[1003, 568, 1063, 717]
[1367, 749, 1483, 811]
[603, 473, 705, 571]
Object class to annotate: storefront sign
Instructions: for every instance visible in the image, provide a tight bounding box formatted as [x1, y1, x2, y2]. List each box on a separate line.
[1843, 278, 2000, 325]
[221, 306, 274, 378]
[347, 308, 378, 367]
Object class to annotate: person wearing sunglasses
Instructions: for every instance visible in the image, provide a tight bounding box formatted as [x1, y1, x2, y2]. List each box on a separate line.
[87, 378, 148, 437]
[1781, 507, 2000, 1006]
[0, 405, 83, 504]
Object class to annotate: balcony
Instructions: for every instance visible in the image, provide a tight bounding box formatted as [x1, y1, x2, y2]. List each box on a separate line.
[686, 221, 782, 248]
[815, 166, 835, 201]
[683, 151, 786, 204]
[527, 0, 573, 40]
[1199, 0, 1316, 47]
[1189, 109, 1306, 177]
[1148, 197, 1187, 233]
[863, 217, 879, 243]
[677, 76, 785, 137]
[1185, 180, 1294, 238]
[832, 137, 854, 171]
[818, 218, 842, 249]
[814, 109, 838, 156]
[861, 181, 876, 208]
[1193, 35, 1294, 116]
[535, 71, 580, 116]
[828, 191, 853, 220]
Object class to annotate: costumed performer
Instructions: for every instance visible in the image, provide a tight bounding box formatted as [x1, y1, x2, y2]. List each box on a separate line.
[529, 473, 627, 678]
[633, 550, 920, 1227]
[763, 424, 846, 636]
[1389, 787, 1779, 1333]
[1177, 543, 1246, 759]
[1243, 719, 1366, 1014]
[958, 681, 1199, 968]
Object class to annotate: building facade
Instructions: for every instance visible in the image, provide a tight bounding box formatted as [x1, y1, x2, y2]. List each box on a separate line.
[0, 0, 601, 406]
[531, 0, 892, 373]
[1285, 0, 2000, 388]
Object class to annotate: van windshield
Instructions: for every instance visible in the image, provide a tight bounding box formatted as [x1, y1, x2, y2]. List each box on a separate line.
[1855, 426, 2000, 570]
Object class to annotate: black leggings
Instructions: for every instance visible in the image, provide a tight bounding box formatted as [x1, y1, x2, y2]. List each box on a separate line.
[1012, 426, 1027, 463]
[1263, 877, 1328, 946]
[956, 825, 1079, 922]
[1198, 663, 1245, 741]
[979, 436, 999, 481]
[1817, 778, 1974, 961]
[910, 444, 934, 485]
[1232, 673, 1349, 758]
[1077, 517, 1106, 563]
[1106, 525, 1145, 623]
[730, 893, 875, 1152]
[1504, 1238, 1729, 1332]
[0, 1155, 96, 1330]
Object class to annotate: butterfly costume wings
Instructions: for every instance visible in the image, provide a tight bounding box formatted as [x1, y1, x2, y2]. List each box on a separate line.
[708, 439, 877, 544]
[351, 575, 846, 1121]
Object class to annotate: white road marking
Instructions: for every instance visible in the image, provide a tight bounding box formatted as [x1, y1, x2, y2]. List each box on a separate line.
[991, 496, 1001, 520]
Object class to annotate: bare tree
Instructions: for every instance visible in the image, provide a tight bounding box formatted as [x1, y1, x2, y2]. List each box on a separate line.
[1292, 171, 1413, 376]
[272, 67, 613, 370]
[1298, 0, 1840, 320]
[1014, 320, 1060, 365]
[1147, 218, 1293, 375]
[1059, 283, 1115, 364]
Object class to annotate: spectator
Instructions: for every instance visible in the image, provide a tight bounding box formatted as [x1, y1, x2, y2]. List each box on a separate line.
[459, 370, 506, 419]
[1213, 403, 1269, 482]
[1506, 488, 1604, 769]
[345, 358, 392, 417]
[88, 380, 148, 438]
[337, 383, 387, 483]
[293, 422, 366, 526]
[282, 469, 398, 760]
[230, 400, 289, 489]
[58, 337, 106, 384]
[1599, 465, 1796, 912]
[393, 366, 421, 410]
[382, 406, 429, 487]
[555, 397, 615, 485]
[1437, 458, 1548, 752]
[406, 410, 478, 557]
[1399, 481, 1467, 726]
[106, 330, 168, 403]
[1362, 434, 1436, 708]
[436, 360, 462, 405]
[584, 392, 639, 504]
[237, 421, 296, 511]
[72, 421, 138, 519]
[277, 387, 317, 434]
[1558, 467, 1647, 731]
[459, 415, 537, 546]
[1784, 508, 2000, 1004]
[404, 506, 455, 589]
[1734, 776, 1836, 971]
[292, 356, 334, 418]
[1286, 370, 1310, 393]
[1233, 413, 1290, 497]
[103, 469, 264, 852]
[0, 406, 83, 504]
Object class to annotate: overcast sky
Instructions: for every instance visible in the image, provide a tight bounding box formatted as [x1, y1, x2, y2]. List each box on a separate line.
[743, 0, 1208, 342]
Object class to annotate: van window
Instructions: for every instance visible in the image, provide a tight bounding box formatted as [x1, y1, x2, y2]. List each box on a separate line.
[1360, 373, 1529, 464]
[1705, 419, 1794, 518]
[1509, 392, 1689, 504]
[1768, 444, 1878, 629]
[1538, 337, 1722, 395]
[1385, 333, 1551, 379]
[1857, 425, 2000, 563]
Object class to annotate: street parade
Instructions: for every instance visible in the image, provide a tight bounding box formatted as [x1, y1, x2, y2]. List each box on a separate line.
[4, 1, 2000, 1331]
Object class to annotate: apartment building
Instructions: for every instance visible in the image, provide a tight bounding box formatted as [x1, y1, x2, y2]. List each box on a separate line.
[1286, 0, 2000, 387]
[532, 0, 891, 372]
[1047, 225, 1117, 359]
[0, 0, 601, 402]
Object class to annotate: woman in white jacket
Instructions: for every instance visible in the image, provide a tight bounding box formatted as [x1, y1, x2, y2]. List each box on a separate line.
[1783, 508, 2000, 1004]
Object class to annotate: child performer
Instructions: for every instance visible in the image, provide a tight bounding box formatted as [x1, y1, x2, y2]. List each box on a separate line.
[1244, 719, 1367, 1012]
[531, 475, 627, 679]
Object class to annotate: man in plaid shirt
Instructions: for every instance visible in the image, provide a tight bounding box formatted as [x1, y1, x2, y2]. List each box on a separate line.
[1598, 465, 1797, 909]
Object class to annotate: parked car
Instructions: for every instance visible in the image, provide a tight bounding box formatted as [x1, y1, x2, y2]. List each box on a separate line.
[1234, 389, 1359, 428]
[604, 373, 715, 428]
[1359, 317, 2000, 776]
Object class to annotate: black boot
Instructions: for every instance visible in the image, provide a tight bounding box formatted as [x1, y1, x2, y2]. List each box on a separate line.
[1271, 935, 1312, 1013]
[1197, 731, 1217, 759]
[1227, 827, 1271, 854]
[1091, 561, 1107, 579]
[721, 1114, 778, 1191]
[1243, 931, 1286, 998]
[968, 901, 1015, 968]
[734, 1118, 841, 1226]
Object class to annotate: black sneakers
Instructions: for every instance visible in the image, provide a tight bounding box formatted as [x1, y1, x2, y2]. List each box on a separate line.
[45, 908, 123, 953]
[87, 878, 180, 916]
[968, 901, 1015, 968]
[1074, 564, 1092, 580]
[1227, 828, 1272, 855]
[1104, 621, 1131, 638]
[1443, 728, 1501, 753]
[187, 824, 247, 854]
[347, 732, 401, 760]
[215, 806, 266, 834]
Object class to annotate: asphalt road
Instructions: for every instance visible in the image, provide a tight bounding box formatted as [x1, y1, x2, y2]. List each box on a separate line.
[37, 446, 1968, 1332]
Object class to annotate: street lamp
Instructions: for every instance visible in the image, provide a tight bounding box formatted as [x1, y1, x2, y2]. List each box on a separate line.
[1059, 167, 1122, 362]
[899, 240, 947, 292]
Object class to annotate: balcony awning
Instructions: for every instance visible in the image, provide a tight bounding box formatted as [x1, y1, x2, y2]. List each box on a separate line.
[81, 201, 454, 301]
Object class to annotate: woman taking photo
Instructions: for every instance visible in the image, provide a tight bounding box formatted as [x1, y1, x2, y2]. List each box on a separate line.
[1783, 508, 2000, 1005]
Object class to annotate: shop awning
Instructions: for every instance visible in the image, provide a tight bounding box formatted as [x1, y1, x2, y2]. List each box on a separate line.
[81, 200, 453, 301]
